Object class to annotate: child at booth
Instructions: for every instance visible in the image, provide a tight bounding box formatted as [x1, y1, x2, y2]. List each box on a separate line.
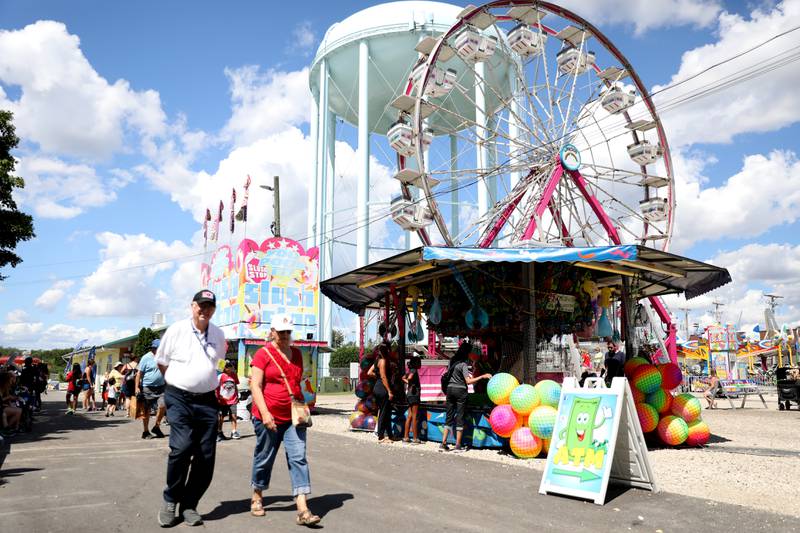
[402, 355, 422, 443]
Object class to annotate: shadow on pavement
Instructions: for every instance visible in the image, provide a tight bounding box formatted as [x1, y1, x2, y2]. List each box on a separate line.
[205, 492, 353, 522]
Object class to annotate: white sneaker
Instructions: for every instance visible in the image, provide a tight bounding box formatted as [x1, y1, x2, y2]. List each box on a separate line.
[231, 431, 241, 440]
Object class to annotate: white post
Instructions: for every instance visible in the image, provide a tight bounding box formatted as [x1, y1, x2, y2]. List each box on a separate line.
[507, 67, 521, 241]
[475, 62, 490, 224]
[315, 59, 329, 342]
[322, 114, 336, 345]
[357, 40, 370, 268]
[450, 134, 459, 238]
[315, 59, 329, 254]
[309, 96, 319, 248]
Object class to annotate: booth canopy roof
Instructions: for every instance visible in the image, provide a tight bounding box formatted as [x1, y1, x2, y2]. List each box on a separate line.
[321, 245, 732, 314]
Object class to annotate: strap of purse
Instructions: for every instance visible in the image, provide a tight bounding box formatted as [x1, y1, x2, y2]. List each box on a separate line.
[265, 343, 297, 401]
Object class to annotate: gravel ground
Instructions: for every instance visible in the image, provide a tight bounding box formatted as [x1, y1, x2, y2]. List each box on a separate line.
[309, 391, 800, 518]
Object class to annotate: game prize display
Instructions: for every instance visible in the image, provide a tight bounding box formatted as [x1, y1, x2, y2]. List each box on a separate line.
[624, 362, 710, 446]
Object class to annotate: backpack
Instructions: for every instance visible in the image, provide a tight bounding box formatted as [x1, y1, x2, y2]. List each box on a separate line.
[440, 364, 454, 393]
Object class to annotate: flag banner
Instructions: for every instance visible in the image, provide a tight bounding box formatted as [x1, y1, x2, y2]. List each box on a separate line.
[236, 175, 251, 222]
[203, 208, 211, 247]
[210, 200, 222, 242]
[230, 188, 237, 233]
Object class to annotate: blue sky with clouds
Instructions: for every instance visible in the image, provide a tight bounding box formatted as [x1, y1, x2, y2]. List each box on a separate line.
[1, 0, 799, 348]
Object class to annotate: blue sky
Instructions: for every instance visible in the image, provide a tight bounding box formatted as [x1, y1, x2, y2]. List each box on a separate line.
[1, 0, 799, 348]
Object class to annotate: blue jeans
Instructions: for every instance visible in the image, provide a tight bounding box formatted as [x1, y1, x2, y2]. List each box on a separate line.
[251, 418, 311, 496]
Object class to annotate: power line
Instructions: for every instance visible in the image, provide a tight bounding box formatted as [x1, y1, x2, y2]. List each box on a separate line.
[3, 24, 799, 287]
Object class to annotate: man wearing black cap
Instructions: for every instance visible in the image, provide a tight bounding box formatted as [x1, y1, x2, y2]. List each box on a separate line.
[154, 289, 227, 527]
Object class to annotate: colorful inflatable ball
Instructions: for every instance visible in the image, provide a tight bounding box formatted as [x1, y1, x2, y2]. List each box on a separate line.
[534, 380, 562, 408]
[360, 415, 376, 431]
[624, 357, 650, 378]
[528, 405, 558, 440]
[645, 388, 673, 415]
[487, 373, 520, 405]
[489, 404, 522, 438]
[630, 386, 646, 404]
[685, 420, 710, 446]
[658, 362, 683, 390]
[509, 427, 542, 459]
[509, 384, 540, 416]
[635, 402, 659, 433]
[632, 365, 662, 394]
[671, 393, 702, 423]
[657, 415, 689, 446]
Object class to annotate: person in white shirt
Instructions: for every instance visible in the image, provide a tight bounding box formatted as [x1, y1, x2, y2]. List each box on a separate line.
[155, 289, 227, 528]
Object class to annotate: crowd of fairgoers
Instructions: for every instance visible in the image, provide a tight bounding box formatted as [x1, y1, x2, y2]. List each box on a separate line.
[0, 357, 48, 446]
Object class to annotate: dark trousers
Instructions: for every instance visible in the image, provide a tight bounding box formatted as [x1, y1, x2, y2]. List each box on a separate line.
[373, 382, 393, 439]
[445, 386, 468, 432]
[163, 385, 219, 509]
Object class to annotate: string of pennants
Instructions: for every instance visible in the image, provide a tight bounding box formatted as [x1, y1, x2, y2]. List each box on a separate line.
[203, 175, 251, 249]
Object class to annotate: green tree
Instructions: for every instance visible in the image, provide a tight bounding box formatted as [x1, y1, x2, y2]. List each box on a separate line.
[132, 327, 160, 357]
[331, 328, 345, 349]
[0, 110, 35, 280]
[329, 344, 358, 368]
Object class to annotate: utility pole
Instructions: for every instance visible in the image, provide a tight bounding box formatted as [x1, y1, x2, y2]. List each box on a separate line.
[711, 301, 725, 325]
[679, 307, 690, 338]
[764, 293, 783, 313]
[260, 176, 281, 237]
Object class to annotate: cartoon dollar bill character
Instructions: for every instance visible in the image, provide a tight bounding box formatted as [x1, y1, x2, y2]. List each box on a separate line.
[558, 397, 611, 450]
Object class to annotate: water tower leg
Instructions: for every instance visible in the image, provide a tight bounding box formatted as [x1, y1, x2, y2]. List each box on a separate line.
[309, 97, 319, 248]
[475, 62, 489, 223]
[450, 134, 459, 238]
[316, 58, 329, 342]
[357, 40, 370, 268]
[508, 68, 521, 240]
[322, 113, 336, 345]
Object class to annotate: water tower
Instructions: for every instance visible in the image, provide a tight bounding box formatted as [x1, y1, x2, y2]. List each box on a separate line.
[309, 1, 463, 342]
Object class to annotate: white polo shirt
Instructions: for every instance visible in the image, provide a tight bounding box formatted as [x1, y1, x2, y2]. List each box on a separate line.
[155, 318, 227, 394]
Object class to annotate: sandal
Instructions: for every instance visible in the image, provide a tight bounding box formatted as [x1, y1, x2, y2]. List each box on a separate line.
[251, 498, 266, 517]
[296, 509, 321, 526]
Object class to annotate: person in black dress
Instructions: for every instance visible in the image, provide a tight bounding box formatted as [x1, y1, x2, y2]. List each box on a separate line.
[440, 343, 491, 453]
[369, 343, 396, 443]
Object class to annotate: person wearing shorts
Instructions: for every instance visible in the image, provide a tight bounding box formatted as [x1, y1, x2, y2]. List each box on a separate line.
[402, 355, 422, 443]
[136, 339, 166, 439]
[216, 361, 240, 441]
[105, 377, 118, 417]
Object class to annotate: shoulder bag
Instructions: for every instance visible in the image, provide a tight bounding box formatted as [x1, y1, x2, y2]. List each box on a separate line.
[265, 344, 312, 428]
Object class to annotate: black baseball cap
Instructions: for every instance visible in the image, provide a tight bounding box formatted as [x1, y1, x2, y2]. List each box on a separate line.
[193, 289, 216, 305]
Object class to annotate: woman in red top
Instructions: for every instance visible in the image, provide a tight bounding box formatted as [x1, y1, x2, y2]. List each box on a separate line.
[249, 314, 320, 526]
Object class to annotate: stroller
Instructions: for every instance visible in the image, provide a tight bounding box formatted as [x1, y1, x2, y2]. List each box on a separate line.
[776, 367, 800, 411]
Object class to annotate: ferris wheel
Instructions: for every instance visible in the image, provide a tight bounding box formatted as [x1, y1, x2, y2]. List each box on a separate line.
[386, 1, 675, 253]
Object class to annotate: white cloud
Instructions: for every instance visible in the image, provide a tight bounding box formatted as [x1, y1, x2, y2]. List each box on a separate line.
[34, 280, 75, 310]
[654, 0, 800, 147]
[290, 21, 317, 56]
[14, 156, 124, 218]
[0, 20, 166, 159]
[0, 320, 132, 349]
[6, 309, 29, 323]
[663, 242, 800, 332]
[222, 66, 311, 147]
[670, 149, 800, 250]
[68, 232, 195, 318]
[560, 0, 721, 34]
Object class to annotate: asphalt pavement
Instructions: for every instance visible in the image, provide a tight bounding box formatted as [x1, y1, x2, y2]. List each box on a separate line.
[0, 393, 796, 532]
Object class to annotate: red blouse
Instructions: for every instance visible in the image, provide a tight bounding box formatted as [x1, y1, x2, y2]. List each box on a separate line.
[250, 343, 303, 424]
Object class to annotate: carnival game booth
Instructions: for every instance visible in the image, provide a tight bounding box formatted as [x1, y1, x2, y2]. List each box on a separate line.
[322, 244, 731, 447]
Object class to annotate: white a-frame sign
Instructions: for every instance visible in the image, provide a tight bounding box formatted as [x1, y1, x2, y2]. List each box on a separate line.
[538, 377, 658, 505]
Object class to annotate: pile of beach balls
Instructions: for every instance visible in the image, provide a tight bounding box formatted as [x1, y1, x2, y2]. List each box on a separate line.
[486, 373, 562, 459]
[350, 347, 378, 431]
[628, 359, 710, 447]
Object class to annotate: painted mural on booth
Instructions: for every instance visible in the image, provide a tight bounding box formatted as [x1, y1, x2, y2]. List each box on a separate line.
[201, 237, 319, 340]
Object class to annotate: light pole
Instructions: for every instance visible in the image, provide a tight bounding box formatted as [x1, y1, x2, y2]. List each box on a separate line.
[260, 176, 281, 237]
